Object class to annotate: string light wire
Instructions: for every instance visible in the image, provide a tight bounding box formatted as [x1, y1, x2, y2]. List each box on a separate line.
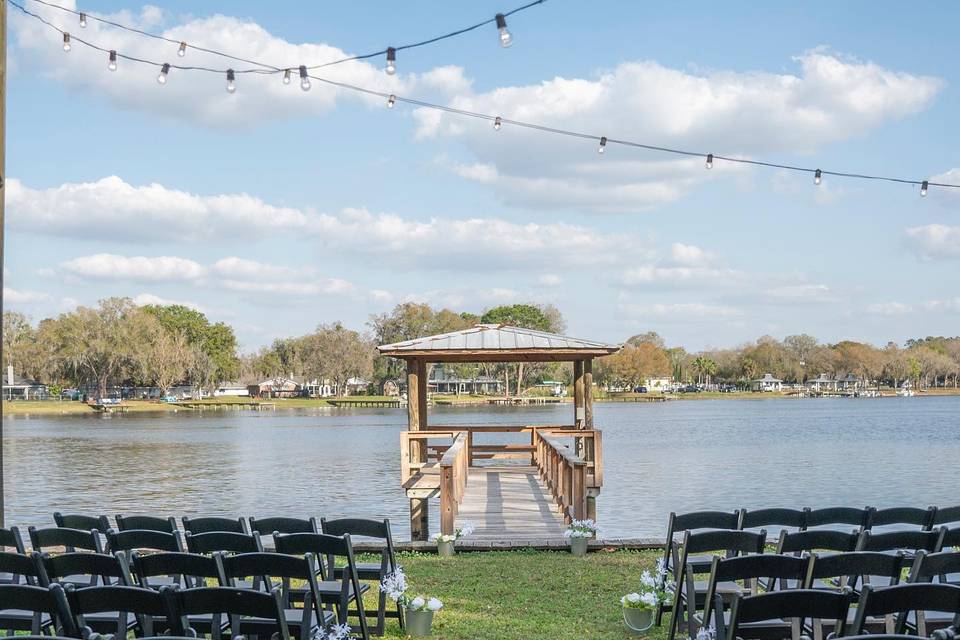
[6, 0, 958, 192]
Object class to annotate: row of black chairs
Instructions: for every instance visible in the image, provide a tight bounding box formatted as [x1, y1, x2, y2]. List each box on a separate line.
[2, 513, 406, 638]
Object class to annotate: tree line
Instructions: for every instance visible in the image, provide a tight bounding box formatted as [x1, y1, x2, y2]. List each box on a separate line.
[3, 297, 959, 397]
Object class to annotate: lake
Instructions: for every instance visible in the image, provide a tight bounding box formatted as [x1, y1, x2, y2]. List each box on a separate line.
[3, 396, 958, 539]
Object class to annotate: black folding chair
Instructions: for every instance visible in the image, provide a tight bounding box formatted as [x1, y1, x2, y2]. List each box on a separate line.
[776, 529, 859, 556]
[165, 585, 291, 640]
[657, 510, 740, 626]
[64, 584, 170, 639]
[0, 553, 53, 632]
[696, 554, 810, 638]
[804, 507, 871, 532]
[932, 506, 960, 530]
[912, 550, 960, 586]
[805, 551, 905, 634]
[274, 532, 370, 640]
[38, 550, 134, 589]
[106, 529, 184, 554]
[249, 517, 318, 536]
[29, 527, 104, 554]
[668, 528, 767, 640]
[867, 506, 937, 533]
[184, 531, 263, 555]
[724, 589, 852, 640]
[856, 528, 945, 558]
[851, 583, 960, 636]
[54, 513, 111, 534]
[219, 552, 338, 640]
[738, 508, 808, 535]
[321, 517, 403, 635]
[181, 517, 247, 535]
[130, 552, 222, 634]
[942, 527, 960, 551]
[115, 516, 178, 534]
[0, 583, 77, 637]
[0, 530, 29, 586]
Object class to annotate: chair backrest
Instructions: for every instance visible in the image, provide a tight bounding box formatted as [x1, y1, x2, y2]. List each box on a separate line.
[0, 526, 27, 554]
[867, 506, 936, 531]
[65, 584, 169, 638]
[931, 506, 960, 528]
[166, 586, 291, 640]
[856, 528, 945, 553]
[941, 527, 960, 549]
[248, 516, 318, 535]
[0, 583, 77, 637]
[106, 529, 184, 553]
[777, 529, 859, 554]
[805, 506, 871, 530]
[726, 589, 852, 640]
[130, 551, 220, 590]
[661, 510, 741, 571]
[0, 550, 43, 586]
[738, 508, 807, 532]
[184, 531, 263, 555]
[681, 528, 767, 556]
[807, 551, 906, 590]
[53, 513, 111, 533]
[909, 550, 960, 584]
[115, 515, 177, 533]
[218, 551, 324, 612]
[28, 527, 103, 554]
[852, 583, 960, 635]
[702, 554, 811, 629]
[38, 551, 133, 588]
[321, 517, 398, 576]
[181, 516, 247, 535]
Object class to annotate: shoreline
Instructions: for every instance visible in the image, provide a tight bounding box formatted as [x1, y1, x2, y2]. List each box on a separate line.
[4, 388, 959, 416]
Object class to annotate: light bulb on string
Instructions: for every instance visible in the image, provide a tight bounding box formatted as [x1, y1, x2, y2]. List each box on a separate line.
[177, 41, 187, 57]
[79, 12, 87, 28]
[705, 154, 713, 170]
[387, 94, 396, 108]
[108, 50, 117, 71]
[226, 69, 236, 94]
[157, 63, 170, 84]
[62, 33, 71, 52]
[920, 181, 928, 197]
[494, 116, 502, 131]
[495, 14, 513, 48]
[299, 65, 311, 91]
[814, 169, 822, 185]
[385, 47, 397, 75]
[598, 136, 607, 154]
[282, 69, 291, 85]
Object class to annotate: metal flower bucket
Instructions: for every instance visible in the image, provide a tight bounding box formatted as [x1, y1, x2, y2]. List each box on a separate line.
[437, 540, 455, 558]
[569, 536, 589, 556]
[622, 607, 654, 635]
[405, 609, 435, 637]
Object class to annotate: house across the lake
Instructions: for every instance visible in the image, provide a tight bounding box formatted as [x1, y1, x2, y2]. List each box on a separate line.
[836, 373, 862, 391]
[248, 377, 301, 398]
[214, 383, 250, 397]
[429, 365, 503, 395]
[2, 365, 48, 400]
[807, 373, 837, 393]
[751, 373, 783, 392]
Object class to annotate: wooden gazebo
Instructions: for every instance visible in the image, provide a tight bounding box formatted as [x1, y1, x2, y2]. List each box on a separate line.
[378, 324, 620, 541]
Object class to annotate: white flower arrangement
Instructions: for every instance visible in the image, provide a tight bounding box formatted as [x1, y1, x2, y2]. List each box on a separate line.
[622, 559, 675, 610]
[434, 522, 474, 543]
[379, 567, 444, 612]
[316, 623, 351, 640]
[563, 518, 599, 539]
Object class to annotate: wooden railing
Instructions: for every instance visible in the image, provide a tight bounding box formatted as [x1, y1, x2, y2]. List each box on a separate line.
[439, 432, 469, 535]
[533, 429, 603, 522]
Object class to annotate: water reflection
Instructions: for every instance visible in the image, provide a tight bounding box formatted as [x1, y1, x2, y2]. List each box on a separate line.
[4, 397, 958, 539]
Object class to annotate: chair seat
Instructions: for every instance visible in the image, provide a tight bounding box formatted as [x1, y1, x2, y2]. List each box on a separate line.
[334, 562, 385, 581]
[0, 610, 54, 631]
[239, 607, 336, 634]
[315, 580, 370, 600]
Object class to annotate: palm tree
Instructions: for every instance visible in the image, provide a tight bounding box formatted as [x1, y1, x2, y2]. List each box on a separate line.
[692, 356, 717, 385]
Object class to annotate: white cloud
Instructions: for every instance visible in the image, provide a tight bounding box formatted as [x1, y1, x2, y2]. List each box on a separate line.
[904, 224, 960, 260]
[620, 265, 739, 287]
[538, 273, 563, 286]
[9, 2, 468, 127]
[59, 253, 206, 282]
[866, 301, 914, 315]
[670, 243, 713, 266]
[922, 298, 960, 313]
[132, 293, 203, 310]
[620, 301, 744, 318]
[415, 52, 941, 211]
[3, 286, 52, 305]
[763, 283, 833, 301]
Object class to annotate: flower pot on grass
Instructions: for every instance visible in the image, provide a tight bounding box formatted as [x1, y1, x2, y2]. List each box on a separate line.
[405, 609, 435, 637]
[569, 536, 589, 556]
[564, 518, 598, 556]
[437, 539, 455, 558]
[622, 606, 654, 636]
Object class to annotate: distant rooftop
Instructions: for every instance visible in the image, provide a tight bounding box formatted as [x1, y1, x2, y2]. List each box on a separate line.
[378, 324, 621, 362]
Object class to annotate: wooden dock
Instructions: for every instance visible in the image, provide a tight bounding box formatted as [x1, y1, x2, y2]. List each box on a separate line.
[327, 399, 407, 408]
[455, 466, 566, 540]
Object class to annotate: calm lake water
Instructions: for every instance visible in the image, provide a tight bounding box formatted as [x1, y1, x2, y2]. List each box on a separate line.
[3, 397, 958, 539]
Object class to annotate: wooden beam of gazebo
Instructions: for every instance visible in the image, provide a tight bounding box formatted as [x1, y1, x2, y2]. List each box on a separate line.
[379, 324, 621, 540]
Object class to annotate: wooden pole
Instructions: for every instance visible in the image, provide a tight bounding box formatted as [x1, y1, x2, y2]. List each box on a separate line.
[417, 360, 428, 430]
[406, 360, 421, 457]
[583, 359, 594, 430]
[0, 0, 7, 528]
[573, 359, 585, 458]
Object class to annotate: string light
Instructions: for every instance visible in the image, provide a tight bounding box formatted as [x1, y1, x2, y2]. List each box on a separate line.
[385, 47, 397, 76]
[282, 69, 291, 85]
[78, 11, 86, 27]
[495, 14, 513, 47]
[387, 94, 397, 108]
[11, 0, 958, 197]
[226, 69, 236, 93]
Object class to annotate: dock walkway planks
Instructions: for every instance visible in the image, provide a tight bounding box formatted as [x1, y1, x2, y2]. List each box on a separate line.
[454, 465, 567, 540]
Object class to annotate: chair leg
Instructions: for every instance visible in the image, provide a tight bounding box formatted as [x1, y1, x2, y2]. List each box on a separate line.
[667, 589, 683, 640]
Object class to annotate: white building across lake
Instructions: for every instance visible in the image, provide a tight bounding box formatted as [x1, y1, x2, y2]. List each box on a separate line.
[751, 373, 783, 392]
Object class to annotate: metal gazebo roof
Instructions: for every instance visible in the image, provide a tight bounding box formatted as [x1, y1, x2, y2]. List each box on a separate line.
[378, 324, 621, 362]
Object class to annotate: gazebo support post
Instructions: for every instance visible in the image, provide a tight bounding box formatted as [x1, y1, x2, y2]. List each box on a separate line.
[573, 360, 585, 457]
[406, 357, 431, 540]
[417, 360, 428, 429]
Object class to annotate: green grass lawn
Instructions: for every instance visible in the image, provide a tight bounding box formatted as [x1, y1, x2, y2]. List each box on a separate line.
[363, 549, 666, 640]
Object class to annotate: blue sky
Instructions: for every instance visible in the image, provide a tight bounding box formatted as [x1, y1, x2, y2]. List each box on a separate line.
[4, 0, 959, 351]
